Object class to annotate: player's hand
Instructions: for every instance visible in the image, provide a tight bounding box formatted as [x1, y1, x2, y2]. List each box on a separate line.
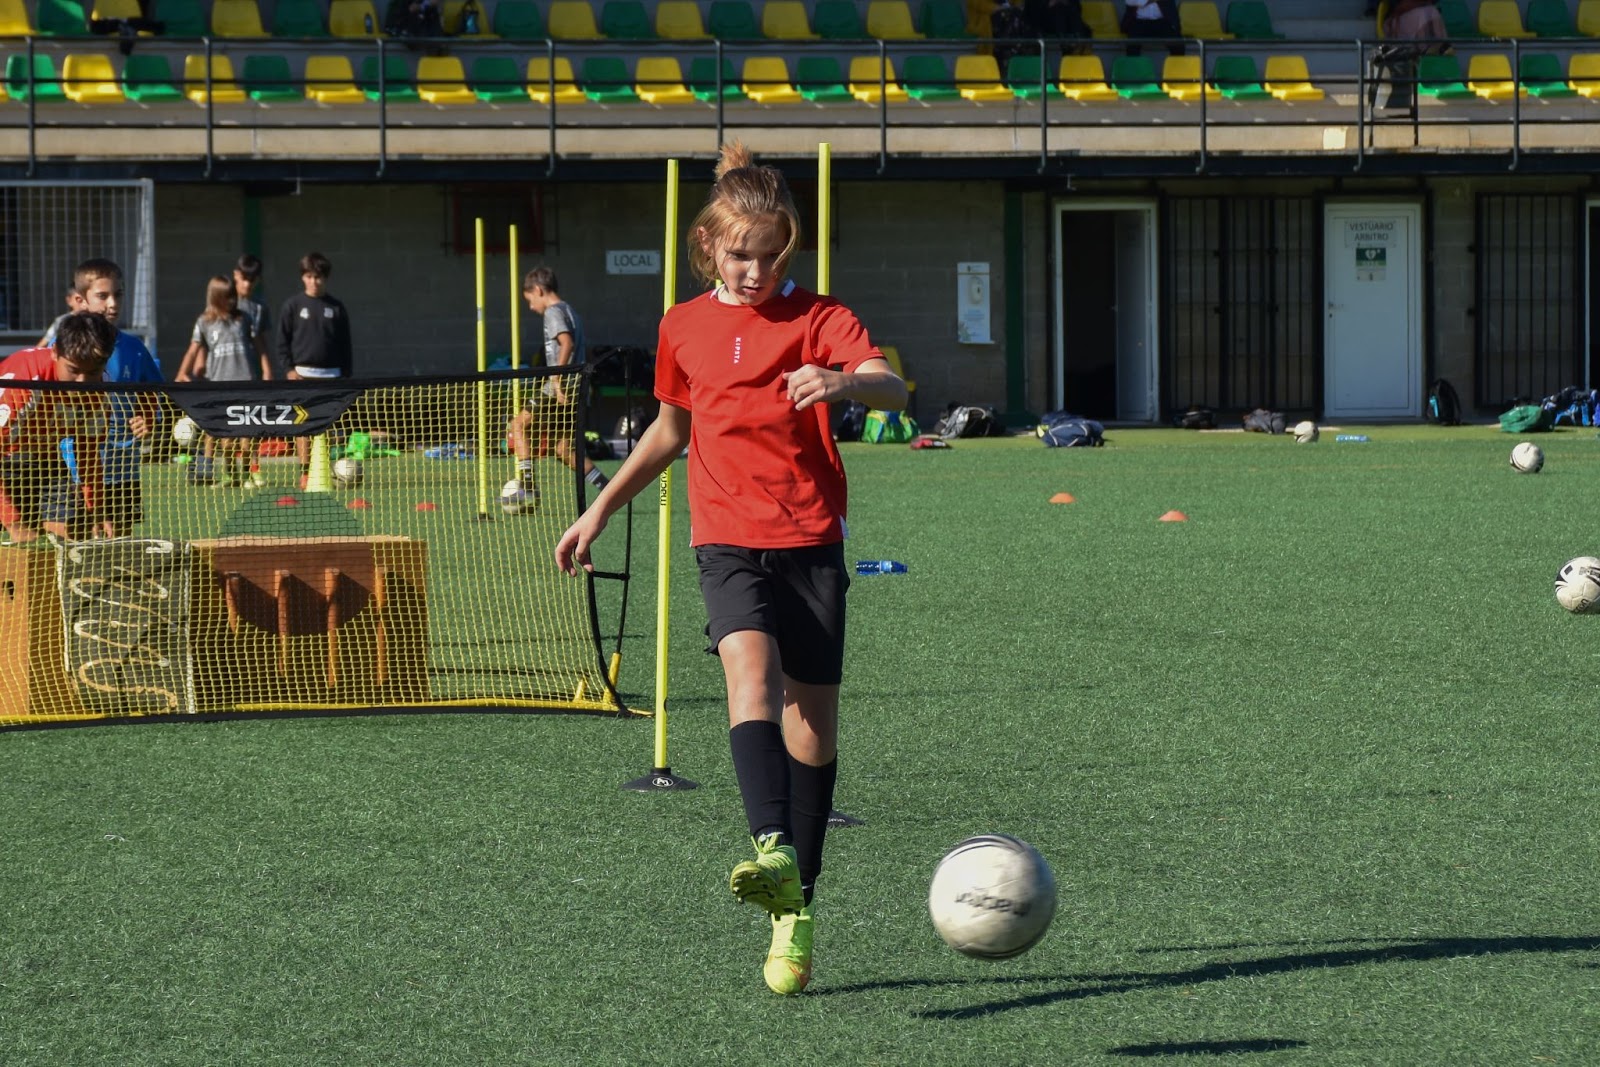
[129, 415, 149, 438]
[287, 370, 301, 381]
[782, 365, 845, 411]
[555, 513, 608, 576]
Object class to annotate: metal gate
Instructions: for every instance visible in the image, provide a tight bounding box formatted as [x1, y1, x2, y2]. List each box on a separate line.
[1475, 193, 1581, 409]
[1165, 195, 1319, 415]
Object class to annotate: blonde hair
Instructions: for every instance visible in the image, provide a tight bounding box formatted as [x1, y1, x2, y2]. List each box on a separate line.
[687, 142, 803, 287]
[201, 275, 238, 322]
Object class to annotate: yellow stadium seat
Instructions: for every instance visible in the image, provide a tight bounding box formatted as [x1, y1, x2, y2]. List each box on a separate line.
[0, 0, 33, 35]
[1571, 52, 1600, 95]
[415, 55, 477, 102]
[548, 0, 603, 37]
[527, 56, 587, 102]
[742, 56, 803, 101]
[304, 55, 367, 103]
[867, 0, 925, 38]
[1058, 54, 1119, 99]
[443, 0, 497, 36]
[952, 54, 1011, 99]
[62, 53, 125, 102]
[183, 53, 248, 102]
[1478, 0, 1534, 37]
[1081, 0, 1123, 37]
[635, 56, 696, 102]
[211, 0, 266, 36]
[91, 0, 144, 20]
[1161, 54, 1220, 99]
[1467, 53, 1526, 97]
[328, 0, 380, 36]
[1580, 0, 1600, 36]
[655, 0, 708, 37]
[1263, 54, 1323, 100]
[848, 55, 909, 101]
[879, 345, 917, 411]
[1178, 1, 1232, 39]
[762, 0, 820, 39]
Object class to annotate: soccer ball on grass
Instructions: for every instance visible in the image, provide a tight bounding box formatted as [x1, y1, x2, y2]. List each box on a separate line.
[1292, 420, 1319, 444]
[1510, 442, 1544, 474]
[1555, 556, 1600, 614]
[500, 478, 538, 515]
[928, 834, 1057, 960]
[332, 457, 364, 489]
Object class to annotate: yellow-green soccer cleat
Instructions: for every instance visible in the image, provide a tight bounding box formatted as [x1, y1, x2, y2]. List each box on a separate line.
[729, 832, 804, 916]
[764, 905, 813, 995]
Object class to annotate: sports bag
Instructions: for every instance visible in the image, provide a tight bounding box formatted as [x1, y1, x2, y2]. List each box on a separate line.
[1242, 408, 1287, 434]
[934, 403, 1003, 440]
[1426, 378, 1461, 425]
[1037, 410, 1104, 448]
[1498, 403, 1553, 433]
[832, 399, 868, 442]
[1174, 406, 1216, 430]
[861, 408, 919, 444]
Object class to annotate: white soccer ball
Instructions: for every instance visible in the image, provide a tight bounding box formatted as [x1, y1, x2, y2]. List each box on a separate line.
[172, 415, 199, 449]
[1511, 442, 1544, 474]
[332, 457, 363, 489]
[928, 834, 1057, 960]
[500, 478, 535, 515]
[1555, 556, 1600, 614]
[1292, 420, 1319, 444]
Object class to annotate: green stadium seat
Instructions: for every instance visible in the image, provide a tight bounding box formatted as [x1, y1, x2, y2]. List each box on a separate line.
[686, 56, 746, 99]
[952, 53, 1012, 99]
[37, 0, 91, 35]
[123, 52, 186, 101]
[1437, 0, 1484, 38]
[358, 52, 420, 100]
[0, 0, 32, 35]
[655, 0, 709, 37]
[919, 0, 969, 37]
[62, 53, 125, 102]
[902, 53, 961, 99]
[272, 0, 331, 37]
[151, 0, 206, 36]
[1210, 54, 1272, 98]
[1519, 51, 1575, 95]
[635, 56, 697, 102]
[795, 55, 854, 100]
[600, 0, 655, 38]
[813, 0, 867, 38]
[1417, 52, 1474, 97]
[493, 0, 545, 37]
[1110, 54, 1168, 98]
[470, 55, 527, 101]
[1225, 0, 1283, 40]
[1526, 0, 1576, 37]
[6, 54, 66, 99]
[1006, 53, 1062, 99]
[240, 54, 304, 100]
[707, 0, 762, 39]
[580, 55, 638, 100]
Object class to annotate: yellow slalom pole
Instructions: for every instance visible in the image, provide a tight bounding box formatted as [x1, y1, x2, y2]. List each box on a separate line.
[817, 142, 831, 295]
[655, 158, 679, 766]
[509, 224, 522, 418]
[475, 217, 489, 519]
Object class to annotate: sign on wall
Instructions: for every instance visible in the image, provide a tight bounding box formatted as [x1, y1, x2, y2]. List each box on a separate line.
[606, 250, 661, 275]
[957, 262, 992, 345]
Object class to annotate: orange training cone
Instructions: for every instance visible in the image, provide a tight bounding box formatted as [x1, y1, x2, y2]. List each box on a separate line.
[1050, 492, 1076, 504]
[1158, 510, 1188, 522]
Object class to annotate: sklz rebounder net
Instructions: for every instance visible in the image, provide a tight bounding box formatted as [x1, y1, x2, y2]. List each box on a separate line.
[0, 367, 635, 727]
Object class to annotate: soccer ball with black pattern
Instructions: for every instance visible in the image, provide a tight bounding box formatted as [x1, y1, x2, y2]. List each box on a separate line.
[332, 457, 363, 489]
[500, 478, 536, 515]
[928, 834, 1057, 959]
[1555, 556, 1600, 614]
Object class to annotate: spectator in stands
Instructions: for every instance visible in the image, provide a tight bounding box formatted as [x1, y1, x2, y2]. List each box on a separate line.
[1026, 0, 1091, 55]
[385, 0, 444, 36]
[1384, 0, 1448, 51]
[991, 0, 1039, 74]
[1121, 0, 1183, 55]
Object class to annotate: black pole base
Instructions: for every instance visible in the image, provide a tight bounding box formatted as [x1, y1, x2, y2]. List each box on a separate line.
[623, 766, 700, 792]
[827, 810, 865, 828]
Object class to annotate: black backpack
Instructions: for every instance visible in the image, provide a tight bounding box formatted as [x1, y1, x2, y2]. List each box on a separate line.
[1174, 406, 1216, 430]
[832, 399, 868, 442]
[935, 403, 1003, 439]
[1037, 410, 1104, 448]
[1242, 408, 1287, 434]
[1427, 379, 1461, 425]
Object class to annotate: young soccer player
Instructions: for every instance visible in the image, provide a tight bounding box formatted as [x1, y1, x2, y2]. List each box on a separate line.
[0, 312, 117, 544]
[233, 254, 276, 486]
[554, 143, 907, 995]
[176, 275, 269, 487]
[506, 267, 609, 505]
[274, 253, 353, 486]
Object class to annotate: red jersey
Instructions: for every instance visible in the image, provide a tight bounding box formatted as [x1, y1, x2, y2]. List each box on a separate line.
[0, 346, 104, 513]
[656, 282, 881, 548]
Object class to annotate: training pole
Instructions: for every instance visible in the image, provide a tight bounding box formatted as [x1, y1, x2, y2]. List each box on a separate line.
[626, 157, 697, 793]
[814, 142, 864, 829]
[474, 217, 491, 520]
[509, 224, 521, 417]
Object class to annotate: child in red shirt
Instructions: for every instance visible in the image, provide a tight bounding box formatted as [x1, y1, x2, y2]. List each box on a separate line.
[555, 143, 907, 995]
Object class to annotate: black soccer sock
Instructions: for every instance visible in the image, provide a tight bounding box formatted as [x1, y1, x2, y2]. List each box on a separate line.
[729, 720, 791, 843]
[789, 755, 837, 907]
[585, 468, 609, 489]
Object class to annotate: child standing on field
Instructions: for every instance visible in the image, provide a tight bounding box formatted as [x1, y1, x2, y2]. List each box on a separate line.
[275, 252, 353, 486]
[176, 275, 271, 487]
[231, 253, 275, 486]
[555, 142, 907, 996]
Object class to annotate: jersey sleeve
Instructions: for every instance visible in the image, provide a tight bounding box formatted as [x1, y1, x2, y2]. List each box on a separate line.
[811, 301, 883, 373]
[654, 313, 691, 410]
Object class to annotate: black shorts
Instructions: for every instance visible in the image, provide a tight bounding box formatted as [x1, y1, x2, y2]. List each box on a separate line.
[695, 542, 849, 686]
[97, 479, 143, 530]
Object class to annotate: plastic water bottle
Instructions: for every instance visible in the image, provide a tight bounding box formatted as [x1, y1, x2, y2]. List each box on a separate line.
[855, 560, 907, 576]
[363, 11, 374, 33]
[1334, 434, 1370, 443]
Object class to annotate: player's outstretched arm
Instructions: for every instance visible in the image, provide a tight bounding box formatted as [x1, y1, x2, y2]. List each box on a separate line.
[784, 356, 907, 413]
[555, 402, 691, 575]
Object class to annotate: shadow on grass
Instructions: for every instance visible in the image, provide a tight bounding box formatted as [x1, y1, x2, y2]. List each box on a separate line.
[816, 936, 1600, 1020]
[1109, 1038, 1309, 1057]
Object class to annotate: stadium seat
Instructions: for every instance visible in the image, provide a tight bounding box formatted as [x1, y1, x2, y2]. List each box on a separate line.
[1436, 0, 1484, 38]
[304, 54, 366, 101]
[1262, 54, 1322, 100]
[443, 0, 495, 35]
[1416, 52, 1474, 97]
[1519, 52, 1575, 95]
[122, 52, 186, 101]
[1058, 54, 1119, 100]
[1477, 0, 1534, 37]
[848, 55, 908, 101]
[357, 52, 420, 99]
[707, 0, 762, 38]
[867, 0, 925, 39]
[879, 346, 916, 410]
[795, 56, 854, 100]
[763, 0, 819, 38]
[919, 0, 971, 37]
[151, 0, 206, 37]
[37, 0, 91, 35]
[1006, 53, 1062, 98]
[271, 0, 330, 36]
[548, 0, 604, 37]
[741, 56, 803, 101]
[815, 0, 868, 37]
[1161, 54, 1219, 99]
[952, 53, 1012, 99]
[687, 56, 746, 99]
[1225, 0, 1282, 40]
[183, 53, 249, 102]
[1526, 0, 1576, 37]
[1466, 53, 1527, 97]
[240, 53, 303, 100]
[493, 0, 545, 37]
[328, 0, 379, 36]
[1109, 54, 1168, 98]
[1210, 53, 1270, 98]
[655, 0, 709, 37]
[601, 0, 655, 38]
[91, 0, 145, 22]
[527, 56, 586, 103]
[415, 55, 476, 102]
[580, 56, 638, 100]
[1570, 52, 1600, 94]
[6, 54, 66, 100]
[0, 0, 33, 35]
[1081, 0, 1123, 37]
[62, 54, 125, 102]
[634, 56, 696, 102]
[470, 55, 527, 100]
[901, 53, 960, 98]
[1178, 1, 1233, 39]
[1580, 0, 1600, 36]
[211, 0, 267, 36]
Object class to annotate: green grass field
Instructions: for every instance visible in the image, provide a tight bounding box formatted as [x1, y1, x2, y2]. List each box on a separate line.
[5, 424, 1600, 1064]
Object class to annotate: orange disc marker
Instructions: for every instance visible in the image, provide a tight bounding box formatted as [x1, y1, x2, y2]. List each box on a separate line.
[415, 501, 437, 512]
[1158, 510, 1188, 522]
[1050, 492, 1076, 504]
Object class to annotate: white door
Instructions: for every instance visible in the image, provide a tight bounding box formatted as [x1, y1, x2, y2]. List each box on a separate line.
[1323, 203, 1422, 419]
